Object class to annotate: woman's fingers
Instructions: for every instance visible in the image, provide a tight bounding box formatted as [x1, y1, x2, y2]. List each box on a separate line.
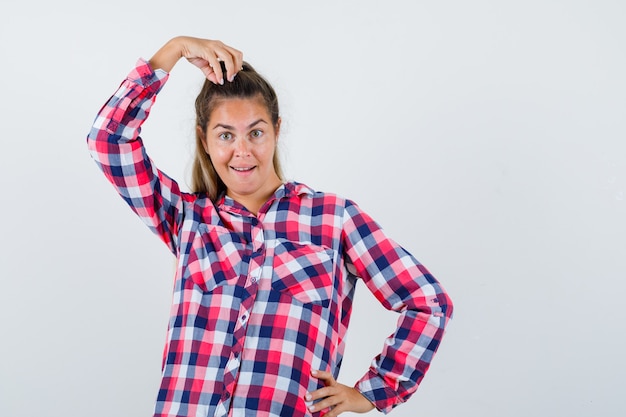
[216, 44, 244, 82]
[307, 370, 375, 416]
[311, 369, 336, 385]
[306, 385, 340, 414]
[187, 56, 216, 82]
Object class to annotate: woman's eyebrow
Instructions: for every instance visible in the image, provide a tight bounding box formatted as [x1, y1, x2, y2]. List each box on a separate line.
[212, 119, 268, 130]
[248, 119, 268, 128]
[212, 123, 234, 130]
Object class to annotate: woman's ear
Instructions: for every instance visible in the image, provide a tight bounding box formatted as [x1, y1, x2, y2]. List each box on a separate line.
[197, 126, 209, 154]
[274, 117, 282, 142]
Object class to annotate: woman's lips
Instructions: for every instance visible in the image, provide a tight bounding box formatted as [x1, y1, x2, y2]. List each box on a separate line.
[230, 166, 256, 175]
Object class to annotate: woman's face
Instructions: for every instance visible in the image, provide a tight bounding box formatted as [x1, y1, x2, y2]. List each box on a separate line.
[202, 96, 282, 210]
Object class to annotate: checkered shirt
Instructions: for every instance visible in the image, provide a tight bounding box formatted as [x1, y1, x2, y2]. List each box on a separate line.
[87, 59, 453, 417]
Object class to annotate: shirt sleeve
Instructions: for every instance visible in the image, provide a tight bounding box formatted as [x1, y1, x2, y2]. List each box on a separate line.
[341, 199, 453, 414]
[86, 58, 183, 254]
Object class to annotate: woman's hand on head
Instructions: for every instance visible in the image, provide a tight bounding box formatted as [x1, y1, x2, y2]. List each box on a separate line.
[149, 36, 243, 85]
[179, 37, 243, 84]
[306, 370, 376, 416]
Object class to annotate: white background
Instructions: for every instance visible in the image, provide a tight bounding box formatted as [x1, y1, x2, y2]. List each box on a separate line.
[1, 1, 625, 416]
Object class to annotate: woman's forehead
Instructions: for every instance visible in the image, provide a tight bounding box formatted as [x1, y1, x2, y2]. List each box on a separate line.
[208, 96, 271, 127]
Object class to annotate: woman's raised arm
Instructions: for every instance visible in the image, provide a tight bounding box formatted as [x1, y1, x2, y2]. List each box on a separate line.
[87, 36, 242, 253]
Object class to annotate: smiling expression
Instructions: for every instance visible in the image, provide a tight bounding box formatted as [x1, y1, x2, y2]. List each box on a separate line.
[201, 96, 283, 213]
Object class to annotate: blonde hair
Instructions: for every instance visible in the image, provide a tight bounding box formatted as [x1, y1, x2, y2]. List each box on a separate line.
[192, 62, 284, 201]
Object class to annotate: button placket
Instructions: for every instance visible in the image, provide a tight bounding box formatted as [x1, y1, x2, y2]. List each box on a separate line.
[249, 219, 265, 286]
[219, 216, 266, 413]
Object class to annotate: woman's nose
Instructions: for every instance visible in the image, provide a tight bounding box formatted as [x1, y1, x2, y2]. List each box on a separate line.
[235, 138, 251, 157]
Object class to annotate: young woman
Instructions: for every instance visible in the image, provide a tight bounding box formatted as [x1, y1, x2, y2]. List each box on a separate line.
[87, 36, 453, 417]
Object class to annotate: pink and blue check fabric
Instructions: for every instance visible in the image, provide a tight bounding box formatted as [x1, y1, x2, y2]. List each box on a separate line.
[87, 59, 453, 417]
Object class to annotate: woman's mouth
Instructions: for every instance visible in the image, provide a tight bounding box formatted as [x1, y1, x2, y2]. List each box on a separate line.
[231, 166, 255, 173]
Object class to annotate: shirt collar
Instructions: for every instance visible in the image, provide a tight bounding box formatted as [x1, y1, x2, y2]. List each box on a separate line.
[216, 181, 315, 215]
[275, 181, 315, 199]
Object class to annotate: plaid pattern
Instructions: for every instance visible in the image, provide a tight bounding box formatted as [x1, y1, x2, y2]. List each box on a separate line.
[87, 59, 453, 417]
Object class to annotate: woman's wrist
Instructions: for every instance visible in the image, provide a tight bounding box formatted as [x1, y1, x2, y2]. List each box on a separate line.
[149, 37, 185, 73]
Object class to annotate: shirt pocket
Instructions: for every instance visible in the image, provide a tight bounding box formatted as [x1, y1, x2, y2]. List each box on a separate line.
[271, 239, 336, 307]
[188, 223, 246, 292]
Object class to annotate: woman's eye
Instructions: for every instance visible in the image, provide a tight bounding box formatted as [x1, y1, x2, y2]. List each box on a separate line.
[218, 132, 233, 141]
[250, 129, 263, 139]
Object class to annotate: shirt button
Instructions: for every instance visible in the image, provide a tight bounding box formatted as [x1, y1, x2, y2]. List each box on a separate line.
[251, 277, 257, 283]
